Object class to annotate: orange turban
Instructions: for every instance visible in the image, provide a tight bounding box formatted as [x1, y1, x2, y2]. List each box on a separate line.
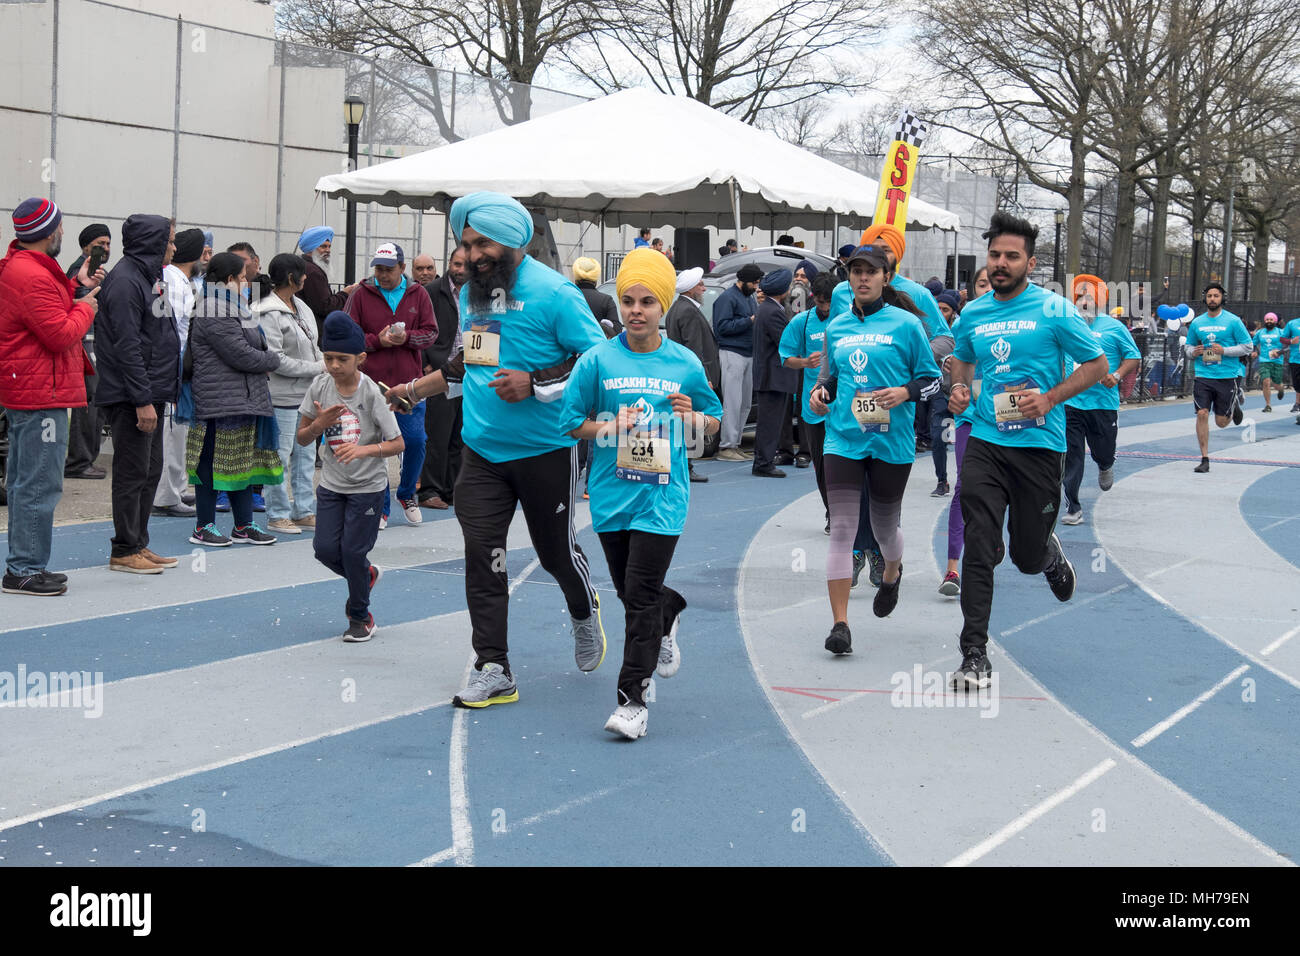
[859, 224, 906, 263]
[1072, 273, 1107, 308]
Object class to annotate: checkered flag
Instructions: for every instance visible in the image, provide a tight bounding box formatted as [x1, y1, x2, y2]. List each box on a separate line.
[894, 108, 926, 149]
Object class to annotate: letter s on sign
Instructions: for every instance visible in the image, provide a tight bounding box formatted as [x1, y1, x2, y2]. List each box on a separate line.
[890, 143, 911, 187]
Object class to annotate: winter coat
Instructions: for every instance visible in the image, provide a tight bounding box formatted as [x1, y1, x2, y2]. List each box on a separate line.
[299, 258, 349, 335]
[712, 283, 756, 356]
[753, 297, 799, 393]
[577, 280, 621, 337]
[423, 274, 461, 372]
[189, 287, 280, 419]
[665, 294, 720, 389]
[0, 240, 96, 409]
[344, 276, 437, 389]
[93, 214, 180, 407]
[253, 292, 324, 407]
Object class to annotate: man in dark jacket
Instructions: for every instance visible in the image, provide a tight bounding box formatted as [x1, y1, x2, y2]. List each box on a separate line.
[297, 226, 357, 337]
[63, 223, 111, 479]
[345, 242, 438, 526]
[572, 257, 620, 337]
[418, 246, 467, 509]
[665, 267, 720, 480]
[752, 269, 799, 477]
[94, 214, 179, 573]
[713, 262, 762, 460]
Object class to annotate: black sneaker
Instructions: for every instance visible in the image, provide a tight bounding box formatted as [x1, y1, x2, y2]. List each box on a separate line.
[824, 517, 830, 535]
[1231, 387, 1244, 426]
[951, 649, 993, 690]
[189, 523, 232, 547]
[231, 523, 276, 545]
[824, 621, 852, 655]
[851, 550, 867, 588]
[342, 614, 376, 643]
[930, 480, 950, 497]
[1194, 457, 1210, 473]
[2, 572, 67, 596]
[1291, 401, 1300, 413]
[40, 569, 69, 585]
[795, 454, 812, 469]
[1042, 533, 1075, 602]
[868, 549, 885, 588]
[773, 452, 795, 466]
[873, 565, 901, 618]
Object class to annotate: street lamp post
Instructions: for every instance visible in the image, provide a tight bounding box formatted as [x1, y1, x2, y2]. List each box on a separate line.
[1190, 226, 1204, 301]
[344, 95, 366, 285]
[1054, 209, 1064, 288]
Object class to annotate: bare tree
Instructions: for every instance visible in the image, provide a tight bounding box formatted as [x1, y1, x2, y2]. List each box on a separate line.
[563, 0, 878, 124]
[1230, 110, 1300, 300]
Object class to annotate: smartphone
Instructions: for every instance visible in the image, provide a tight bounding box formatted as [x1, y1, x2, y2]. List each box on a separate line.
[378, 380, 412, 413]
[88, 247, 108, 273]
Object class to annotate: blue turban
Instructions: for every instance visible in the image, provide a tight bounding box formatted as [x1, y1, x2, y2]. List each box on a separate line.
[298, 225, 335, 254]
[202, 230, 214, 249]
[320, 311, 365, 355]
[760, 268, 793, 296]
[449, 191, 534, 248]
[795, 259, 820, 280]
[838, 244, 856, 258]
[936, 290, 961, 312]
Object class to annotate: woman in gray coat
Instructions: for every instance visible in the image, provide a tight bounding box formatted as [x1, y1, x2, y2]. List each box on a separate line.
[254, 253, 324, 534]
[186, 252, 283, 546]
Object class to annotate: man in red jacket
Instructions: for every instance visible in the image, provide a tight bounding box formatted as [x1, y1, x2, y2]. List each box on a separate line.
[0, 198, 99, 596]
[345, 242, 437, 527]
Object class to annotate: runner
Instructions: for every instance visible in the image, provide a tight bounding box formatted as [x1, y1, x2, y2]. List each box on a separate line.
[384, 191, 607, 708]
[559, 249, 722, 739]
[779, 273, 837, 530]
[1186, 283, 1251, 473]
[1275, 311, 1300, 414]
[946, 212, 1107, 689]
[1059, 274, 1140, 525]
[808, 244, 940, 655]
[1251, 312, 1285, 412]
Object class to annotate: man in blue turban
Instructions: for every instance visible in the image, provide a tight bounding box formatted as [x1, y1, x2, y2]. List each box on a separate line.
[753, 268, 799, 477]
[384, 190, 609, 709]
[296, 225, 358, 336]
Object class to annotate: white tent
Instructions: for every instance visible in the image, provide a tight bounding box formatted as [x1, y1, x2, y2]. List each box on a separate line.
[314, 88, 959, 234]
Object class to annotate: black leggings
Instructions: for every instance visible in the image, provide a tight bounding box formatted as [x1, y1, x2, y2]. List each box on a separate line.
[824, 454, 912, 580]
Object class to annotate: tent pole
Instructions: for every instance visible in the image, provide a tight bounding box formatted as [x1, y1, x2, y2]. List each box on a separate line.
[833, 213, 839, 253]
[731, 179, 741, 247]
[600, 213, 605, 276]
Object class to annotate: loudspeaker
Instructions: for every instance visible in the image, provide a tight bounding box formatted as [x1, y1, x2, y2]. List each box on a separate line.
[675, 227, 711, 273]
[946, 254, 976, 291]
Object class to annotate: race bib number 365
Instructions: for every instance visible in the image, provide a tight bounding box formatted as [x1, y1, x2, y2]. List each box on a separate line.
[465, 319, 502, 366]
[993, 380, 1044, 431]
[852, 390, 891, 432]
[616, 431, 671, 484]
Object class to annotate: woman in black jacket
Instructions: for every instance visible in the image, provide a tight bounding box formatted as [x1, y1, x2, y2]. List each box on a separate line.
[185, 253, 283, 546]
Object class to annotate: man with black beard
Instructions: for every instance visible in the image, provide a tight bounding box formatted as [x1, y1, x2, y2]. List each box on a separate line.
[385, 192, 608, 709]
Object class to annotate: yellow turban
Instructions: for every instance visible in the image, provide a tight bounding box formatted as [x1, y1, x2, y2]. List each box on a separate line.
[616, 247, 676, 315]
[859, 224, 906, 262]
[572, 257, 600, 283]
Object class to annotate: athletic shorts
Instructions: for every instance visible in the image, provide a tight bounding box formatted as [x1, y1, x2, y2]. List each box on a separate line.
[1259, 362, 1284, 383]
[1193, 377, 1236, 417]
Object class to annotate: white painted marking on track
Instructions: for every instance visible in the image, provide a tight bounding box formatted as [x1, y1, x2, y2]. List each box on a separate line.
[999, 584, 1129, 637]
[1260, 514, 1300, 532]
[1144, 556, 1196, 579]
[944, 759, 1117, 867]
[0, 700, 450, 833]
[410, 846, 456, 867]
[1131, 665, 1251, 749]
[1262, 626, 1300, 658]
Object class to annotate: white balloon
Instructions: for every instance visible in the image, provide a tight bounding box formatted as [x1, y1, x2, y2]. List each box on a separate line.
[1167, 318, 1182, 332]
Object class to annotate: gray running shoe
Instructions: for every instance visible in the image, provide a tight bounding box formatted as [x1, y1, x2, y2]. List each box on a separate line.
[1060, 510, 1084, 526]
[572, 596, 607, 672]
[1098, 467, 1114, 491]
[453, 662, 519, 708]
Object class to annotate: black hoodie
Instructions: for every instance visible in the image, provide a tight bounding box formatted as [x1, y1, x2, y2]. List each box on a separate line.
[94, 214, 180, 407]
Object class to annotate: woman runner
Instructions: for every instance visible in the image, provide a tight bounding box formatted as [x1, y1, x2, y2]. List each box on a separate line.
[809, 244, 940, 655]
[560, 249, 722, 739]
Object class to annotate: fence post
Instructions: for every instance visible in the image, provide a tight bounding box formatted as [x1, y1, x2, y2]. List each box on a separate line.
[49, 0, 60, 201]
[171, 17, 183, 220]
[274, 38, 287, 253]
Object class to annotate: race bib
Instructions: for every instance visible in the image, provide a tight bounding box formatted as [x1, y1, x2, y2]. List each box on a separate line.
[993, 380, 1044, 431]
[464, 320, 502, 367]
[616, 429, 671, 485]
[1202, 349, 1221, 365]
[852, 390, 891, 432]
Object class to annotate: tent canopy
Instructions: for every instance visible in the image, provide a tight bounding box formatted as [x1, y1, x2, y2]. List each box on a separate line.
[315, 88, 959, 233]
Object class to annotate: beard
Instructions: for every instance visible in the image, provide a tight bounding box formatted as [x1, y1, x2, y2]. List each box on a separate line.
[48, 235, 62, 258]
[311, 248, 331, 269]
[467, 252, 518, 312]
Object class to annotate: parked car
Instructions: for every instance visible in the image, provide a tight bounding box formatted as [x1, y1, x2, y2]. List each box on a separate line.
[709, 245, 837, 280]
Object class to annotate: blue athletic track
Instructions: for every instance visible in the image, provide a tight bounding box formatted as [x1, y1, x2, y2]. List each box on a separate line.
[1, 399, 1296, 867]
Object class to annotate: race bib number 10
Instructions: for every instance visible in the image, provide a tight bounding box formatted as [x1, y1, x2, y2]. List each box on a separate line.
[616, 429, 671, 485]
[465, 319, 502, 367]
[993, 380, 1044, 431]
[852, 389, 891, 432]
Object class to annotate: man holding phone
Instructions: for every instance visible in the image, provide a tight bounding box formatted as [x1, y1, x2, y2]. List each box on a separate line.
[63, 224, 112, 479]
[343, 242, 438, 527]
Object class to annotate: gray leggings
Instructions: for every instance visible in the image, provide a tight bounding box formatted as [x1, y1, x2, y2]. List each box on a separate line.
[824, 454, 912, 580]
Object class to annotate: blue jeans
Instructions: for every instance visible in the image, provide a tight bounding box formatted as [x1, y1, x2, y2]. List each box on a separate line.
[5, 408, 69, 576]
[267, 406, 316, 521]
[384, 400, 426, 515]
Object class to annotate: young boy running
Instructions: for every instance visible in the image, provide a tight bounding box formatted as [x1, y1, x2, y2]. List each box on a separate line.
[297, 312, 405, 642]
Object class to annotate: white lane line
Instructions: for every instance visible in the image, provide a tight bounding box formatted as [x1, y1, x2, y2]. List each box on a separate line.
[999, 584, 1129, 637]
[1261, 626, 1300, 658]
[446, 556, 543, 869]
[944, 759, 1117, 867]
[410, 846, 456, 867]
[1260, 514, 1300, 532]
[1131, 665, 1251, 749]
[801, 691, 874, 721]
[1145, 556, 1196, 579]
[0, 699, 450, 833]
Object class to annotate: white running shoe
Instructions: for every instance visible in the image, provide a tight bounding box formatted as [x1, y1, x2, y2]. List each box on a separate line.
[379, 514, 388, 531]
[1060, 510, 1084, 525]
[400, 498, 423, 526]
[657, 613, 681, 678]
[604, 703, 648, 740]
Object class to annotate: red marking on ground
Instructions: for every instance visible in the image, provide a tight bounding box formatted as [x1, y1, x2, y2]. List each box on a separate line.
[771, 686, 1048, 702]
